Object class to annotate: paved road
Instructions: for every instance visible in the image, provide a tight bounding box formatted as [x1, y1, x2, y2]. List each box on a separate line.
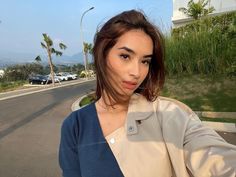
[0, 80, 96, 177]
[0, 79, 86, 101]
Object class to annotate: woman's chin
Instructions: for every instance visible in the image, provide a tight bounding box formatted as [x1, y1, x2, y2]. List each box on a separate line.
[120, 89, 136, 98]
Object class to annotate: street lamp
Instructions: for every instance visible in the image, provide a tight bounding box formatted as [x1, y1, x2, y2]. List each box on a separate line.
[80, 7, 94, 79]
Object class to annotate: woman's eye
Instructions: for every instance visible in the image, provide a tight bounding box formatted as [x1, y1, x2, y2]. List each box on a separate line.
[142, 60, 151, 65]
[120, 54, 130, 60]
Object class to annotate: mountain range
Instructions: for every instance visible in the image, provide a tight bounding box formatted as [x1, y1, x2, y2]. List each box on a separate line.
[0, 51, 90, 68]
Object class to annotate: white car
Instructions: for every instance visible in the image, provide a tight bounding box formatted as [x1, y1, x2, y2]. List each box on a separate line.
[56, 73, 68, 81]
[61, 72, 77, 80]
[70, 73, 78, 80]
[47, 74, 61, 82]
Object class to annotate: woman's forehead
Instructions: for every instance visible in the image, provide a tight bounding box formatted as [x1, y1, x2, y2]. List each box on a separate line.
[113, 30, 153, 54]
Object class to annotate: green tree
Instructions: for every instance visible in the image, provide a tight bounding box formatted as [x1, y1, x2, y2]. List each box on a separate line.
[39, 33, 67, 86]
[2, 63, 44, 81]
[179, 0, 215, 20]
[35, 55, 42, 63]
[72, 63, 84, 74]
[88, 62, 95, 71]
[83, 42, 93, 71]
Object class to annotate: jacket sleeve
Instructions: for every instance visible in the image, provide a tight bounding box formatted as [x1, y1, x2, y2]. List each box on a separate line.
[183, 113, 236, 177]
[59, 112, 81, 177]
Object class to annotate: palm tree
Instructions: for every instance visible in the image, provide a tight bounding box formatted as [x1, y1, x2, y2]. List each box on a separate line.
[179, 0, 215, 20]
[40, 33, 67, 86]
[35, 55, 42, 63]
[83, 42, 93, 74]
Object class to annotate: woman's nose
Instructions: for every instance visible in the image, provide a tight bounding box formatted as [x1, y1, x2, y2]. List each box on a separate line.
[129, 61, 140, 79]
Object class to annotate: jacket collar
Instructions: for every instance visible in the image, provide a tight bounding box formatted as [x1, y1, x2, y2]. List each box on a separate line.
[125, 94, 154, 135]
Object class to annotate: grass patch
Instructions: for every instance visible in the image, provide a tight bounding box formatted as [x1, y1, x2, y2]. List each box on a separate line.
[0, 80, 28, 92]
[161, 75, 236, 112]
[79, 94, 96, 107]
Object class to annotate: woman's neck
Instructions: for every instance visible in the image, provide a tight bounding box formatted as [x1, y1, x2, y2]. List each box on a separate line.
[96, 93, 130, 113]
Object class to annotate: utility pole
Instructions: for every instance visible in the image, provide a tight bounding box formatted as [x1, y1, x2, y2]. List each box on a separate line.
[80, 7, 94, 79]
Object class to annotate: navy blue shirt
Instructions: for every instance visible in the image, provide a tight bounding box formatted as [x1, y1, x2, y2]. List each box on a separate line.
[59, 102, 124, 177]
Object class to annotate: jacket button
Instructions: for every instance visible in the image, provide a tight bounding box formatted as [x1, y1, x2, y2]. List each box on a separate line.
[128, 126, 134, 132]
[110, 138, 115, 144]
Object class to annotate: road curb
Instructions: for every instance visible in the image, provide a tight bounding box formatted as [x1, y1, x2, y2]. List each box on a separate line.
[71, 94, 90, 111]
[72, 93, 236, 133]
[195, 111, 236, 119]
[202, 121, 236, 133]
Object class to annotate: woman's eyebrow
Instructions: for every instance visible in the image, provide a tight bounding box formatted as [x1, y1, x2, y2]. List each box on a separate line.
[118, 46, 135, 54]
[144, 54, 153, 58]
[118, 46, 153, 58]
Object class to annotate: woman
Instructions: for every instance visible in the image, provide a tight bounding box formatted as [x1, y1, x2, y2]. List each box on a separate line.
[59, 10, 236, 177]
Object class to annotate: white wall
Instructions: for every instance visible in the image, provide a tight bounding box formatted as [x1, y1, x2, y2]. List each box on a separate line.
[172, 0, 236, 27]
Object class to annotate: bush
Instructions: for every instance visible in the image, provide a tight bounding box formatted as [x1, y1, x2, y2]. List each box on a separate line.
[79, 72, 86, 78]
[172, 12, 236, 38]
[166, 12, 236, 76]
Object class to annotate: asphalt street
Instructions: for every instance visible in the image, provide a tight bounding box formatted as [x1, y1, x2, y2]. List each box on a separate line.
[0, 80, 96, 177]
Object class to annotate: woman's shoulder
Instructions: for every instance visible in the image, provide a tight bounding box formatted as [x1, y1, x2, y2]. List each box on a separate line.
[130, 94, 193, 115]
[153, 96, 203, 129]
[156, 96, 193, 116]
[60, 102, 98, 145]
[132, 94, 193, 115]
[62, 102, 96, 129]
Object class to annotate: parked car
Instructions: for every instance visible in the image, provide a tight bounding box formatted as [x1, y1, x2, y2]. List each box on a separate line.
[59, 72, 78, 80]
[28, 74, 51, 85]
[70, 73, 78, 80]
[47, 74, 61, 83]
[56, 73, 69, 81]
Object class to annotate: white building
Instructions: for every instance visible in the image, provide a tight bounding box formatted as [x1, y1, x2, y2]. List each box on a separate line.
[172, 0, 236, 28]
[0, 69, 4, 78]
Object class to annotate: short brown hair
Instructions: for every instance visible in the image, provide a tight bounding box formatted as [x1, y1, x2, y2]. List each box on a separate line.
[93, 9, 165, 104]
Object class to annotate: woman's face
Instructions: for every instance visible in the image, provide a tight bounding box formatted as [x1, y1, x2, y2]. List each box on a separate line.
[106, 29, 153, 98]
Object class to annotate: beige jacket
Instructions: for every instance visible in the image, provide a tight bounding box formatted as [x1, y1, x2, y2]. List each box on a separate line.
[105, 94, 236, 177]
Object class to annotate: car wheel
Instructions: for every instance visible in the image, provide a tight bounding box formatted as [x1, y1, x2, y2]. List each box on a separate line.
[41, 81, 44, 85]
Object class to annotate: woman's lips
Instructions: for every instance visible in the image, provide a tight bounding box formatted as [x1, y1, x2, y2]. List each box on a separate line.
[122, 81, 138, 90]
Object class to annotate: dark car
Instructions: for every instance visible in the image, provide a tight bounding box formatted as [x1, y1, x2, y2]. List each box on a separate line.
[28, 75, 51, 85]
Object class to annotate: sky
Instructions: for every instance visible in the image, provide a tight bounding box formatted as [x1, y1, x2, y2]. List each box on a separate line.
[0, 0, 173, 58]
